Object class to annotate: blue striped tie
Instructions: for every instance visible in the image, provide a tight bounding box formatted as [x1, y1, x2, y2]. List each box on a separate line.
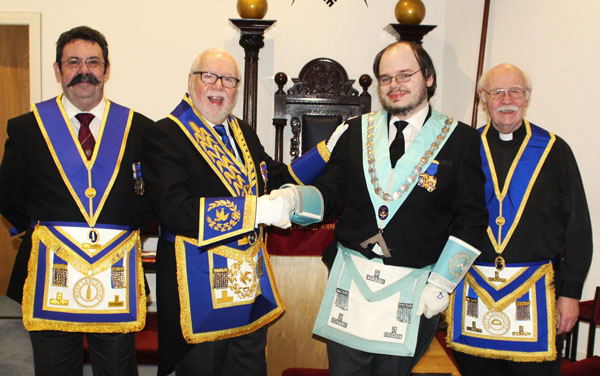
[214, 124, 234, 154]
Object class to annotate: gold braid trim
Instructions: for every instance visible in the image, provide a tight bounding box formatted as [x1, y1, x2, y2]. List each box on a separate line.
[22, 230, 146, 333]
[35, 225, 139, 277]
[466, 263, 553, 312]
[317, 140, 331, 162]
[445, 264, 557, 362]
[174, 235, 284, 343]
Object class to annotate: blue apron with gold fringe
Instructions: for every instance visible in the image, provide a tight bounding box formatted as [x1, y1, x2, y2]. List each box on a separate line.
[22, 96, 146, 333]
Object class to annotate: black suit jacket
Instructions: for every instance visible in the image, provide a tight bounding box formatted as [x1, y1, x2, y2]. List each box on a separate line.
[0, 109, 154, 301]
[143, 116, 297, 375]
[315, 113, 488, 269]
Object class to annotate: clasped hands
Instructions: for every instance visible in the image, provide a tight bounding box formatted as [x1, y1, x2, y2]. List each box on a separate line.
[255, 188, 298, 229]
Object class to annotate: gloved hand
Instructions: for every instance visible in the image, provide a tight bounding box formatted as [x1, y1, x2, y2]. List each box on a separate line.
[255, 194, 292, 229]
[416, 283, 449, 319]
[326, 123, 349, 152]
[268, 187, 297, 215]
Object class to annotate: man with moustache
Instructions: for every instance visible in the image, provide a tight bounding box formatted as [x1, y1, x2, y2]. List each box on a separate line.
[0, 26, 154, 375]
[143, 48, 344, 376]
[280, 41, 487, 375]
[446, 63, 593, 376]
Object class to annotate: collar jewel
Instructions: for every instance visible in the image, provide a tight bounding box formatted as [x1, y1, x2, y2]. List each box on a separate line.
[366, 112, 452, 203]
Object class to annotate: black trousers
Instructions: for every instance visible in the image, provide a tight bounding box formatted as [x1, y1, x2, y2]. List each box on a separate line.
[326, 314, 440, 376]
[29, 330, 137, 376]
[174, 326, 268, 376]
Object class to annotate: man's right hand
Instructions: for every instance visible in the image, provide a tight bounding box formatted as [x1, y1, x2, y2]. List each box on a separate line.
[255, 194, 292, 229]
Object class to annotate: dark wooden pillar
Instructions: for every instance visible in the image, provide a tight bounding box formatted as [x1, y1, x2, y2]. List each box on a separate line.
[229, 19, 276, 132]
[385, 24, 437, 44]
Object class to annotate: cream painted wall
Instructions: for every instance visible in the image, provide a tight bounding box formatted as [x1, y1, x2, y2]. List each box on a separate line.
[2, 0, 599, 359]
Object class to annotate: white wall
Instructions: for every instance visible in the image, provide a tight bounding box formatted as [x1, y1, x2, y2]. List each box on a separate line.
[3, 0, 599, 359]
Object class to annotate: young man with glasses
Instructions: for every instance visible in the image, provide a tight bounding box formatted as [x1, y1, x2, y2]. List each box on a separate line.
[143, 48, 346, 376]
[446, 63, 592, 376]
[0, 26, 154, 375]
[279, 41, 488, 375]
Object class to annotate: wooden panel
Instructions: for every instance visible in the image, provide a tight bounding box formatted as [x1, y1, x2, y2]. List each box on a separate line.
[0, 25, 30, 294]
[267, 256, 329, 376]
[413, 337, 461, 376]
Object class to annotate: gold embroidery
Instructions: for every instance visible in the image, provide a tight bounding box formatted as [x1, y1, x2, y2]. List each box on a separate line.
[73, 277, 104, 308]
[37, 225, 138, 277]
[108, 295, 124, 307]
[206, 200, 241, 232]
[49, 292, 69, 306]
[216, 291, 234, 304]
[174, 235, 284, 344]
[22, 227, 146, 333]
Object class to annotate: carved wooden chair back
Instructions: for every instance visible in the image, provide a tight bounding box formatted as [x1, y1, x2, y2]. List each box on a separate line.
[272, 58, 372, 162]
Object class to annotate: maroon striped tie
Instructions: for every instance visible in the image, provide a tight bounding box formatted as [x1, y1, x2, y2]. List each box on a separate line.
[76, 113, 95, 160]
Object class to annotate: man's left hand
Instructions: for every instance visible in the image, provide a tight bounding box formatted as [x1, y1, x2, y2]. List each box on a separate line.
[556, 296, 579, 335]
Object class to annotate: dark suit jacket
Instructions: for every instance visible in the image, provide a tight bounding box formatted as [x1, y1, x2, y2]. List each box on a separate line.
[315, 113, 488, 269]
[143, 116, 297, 375]
[0, 109, 154, 302]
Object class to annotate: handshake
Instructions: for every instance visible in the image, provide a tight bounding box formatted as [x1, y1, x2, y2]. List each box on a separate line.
[254, 187, 298, 229]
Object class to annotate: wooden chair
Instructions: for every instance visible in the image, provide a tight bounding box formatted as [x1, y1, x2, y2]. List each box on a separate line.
[566, 286, 600, 361]
[272, 57, 372, 162]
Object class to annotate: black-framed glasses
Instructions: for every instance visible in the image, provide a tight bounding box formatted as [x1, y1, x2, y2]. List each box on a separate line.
[192, 71, 240, 89]
[62, 57, 104, 70]
[482, 87, 528, 100]
[379, 70, 421, 86]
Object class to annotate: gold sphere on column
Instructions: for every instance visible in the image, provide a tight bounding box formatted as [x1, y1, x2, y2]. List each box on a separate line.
[395, 0, 426, 25]
[237, 0, 268, 19]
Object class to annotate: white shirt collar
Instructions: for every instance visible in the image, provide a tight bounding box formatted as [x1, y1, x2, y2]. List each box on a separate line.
[388, 104, 429, 147]
[61, 95, 106, 139]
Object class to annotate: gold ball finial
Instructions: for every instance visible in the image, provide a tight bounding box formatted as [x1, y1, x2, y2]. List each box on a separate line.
[395, 0, 426, 25]
[237, 0, 268, 19]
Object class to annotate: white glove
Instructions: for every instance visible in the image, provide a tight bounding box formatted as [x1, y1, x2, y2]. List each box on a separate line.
[326, 123, 349, 152]
[416, 283, 449, 319]
[255, 195, 292, 229]
[268, 187, 298, 215]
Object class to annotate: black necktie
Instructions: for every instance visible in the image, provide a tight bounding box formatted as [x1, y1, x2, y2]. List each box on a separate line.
[389, 120, 409, 168]
[214, 124, 235, 155]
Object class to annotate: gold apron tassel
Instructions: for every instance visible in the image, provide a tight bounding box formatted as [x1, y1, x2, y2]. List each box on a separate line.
[466, 296, 479, 318]
[111, 266, 125, 289]
[52, 264, 68, 287]
[213, 268, 229, 289]
[256, 255, 264, 278]
[516, 300, 531, 321]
